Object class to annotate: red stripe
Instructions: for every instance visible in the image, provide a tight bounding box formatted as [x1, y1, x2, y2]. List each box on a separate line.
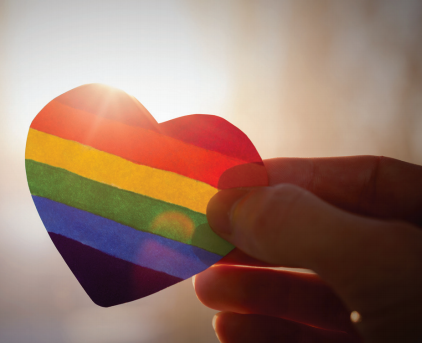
[54, 83, 160, 131]
[160, 115, 262, 162]
[54, 84, 262, 162]
[30, 100, 267, 188]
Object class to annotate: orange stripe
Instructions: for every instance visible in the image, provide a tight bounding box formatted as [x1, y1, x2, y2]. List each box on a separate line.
[30, 100, 267, 188]
[26, 129, 217, 214]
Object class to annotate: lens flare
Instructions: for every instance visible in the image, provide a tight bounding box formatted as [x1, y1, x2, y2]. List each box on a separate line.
[150, 211, 195, 242]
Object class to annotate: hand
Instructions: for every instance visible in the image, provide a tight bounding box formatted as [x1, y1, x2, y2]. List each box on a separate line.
[193, 156, 422, 343]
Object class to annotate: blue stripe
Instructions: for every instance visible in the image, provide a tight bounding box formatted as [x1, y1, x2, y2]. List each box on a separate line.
[33, 196, 221, 279]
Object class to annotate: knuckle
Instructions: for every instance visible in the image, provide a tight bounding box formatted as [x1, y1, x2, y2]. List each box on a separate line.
[272, 184, 307, 217]
[248, 184, 306, 236]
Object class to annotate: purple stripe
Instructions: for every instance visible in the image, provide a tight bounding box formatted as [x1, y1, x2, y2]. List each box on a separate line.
[33, 196, 222, 279]
[50, 232, 183, 307]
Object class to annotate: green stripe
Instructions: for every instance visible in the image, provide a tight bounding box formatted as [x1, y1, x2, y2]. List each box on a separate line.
[26, 159, 233, 256]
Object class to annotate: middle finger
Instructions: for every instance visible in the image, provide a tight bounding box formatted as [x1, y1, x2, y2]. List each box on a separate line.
[194, 264, 356, 333]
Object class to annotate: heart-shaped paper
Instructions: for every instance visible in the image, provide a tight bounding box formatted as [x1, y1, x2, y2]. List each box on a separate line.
[25, 84, 268, 307]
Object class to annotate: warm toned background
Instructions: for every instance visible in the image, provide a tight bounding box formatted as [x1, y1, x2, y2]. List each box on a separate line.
[1, 1, 422, 342]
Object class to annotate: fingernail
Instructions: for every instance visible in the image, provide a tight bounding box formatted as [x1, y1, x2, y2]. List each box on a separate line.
[191, 275, 196, 289]
[207, 189, 250, 236]
[212, 314, 218, 330]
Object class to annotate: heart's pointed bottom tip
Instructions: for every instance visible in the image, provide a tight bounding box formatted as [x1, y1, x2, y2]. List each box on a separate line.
[49, 232, 183, 307]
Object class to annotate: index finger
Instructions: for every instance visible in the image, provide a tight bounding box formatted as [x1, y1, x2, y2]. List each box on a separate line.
[265, 156, 422, 226]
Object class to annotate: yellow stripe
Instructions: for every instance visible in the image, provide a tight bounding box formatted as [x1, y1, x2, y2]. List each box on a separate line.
[26, 129, 218, 214]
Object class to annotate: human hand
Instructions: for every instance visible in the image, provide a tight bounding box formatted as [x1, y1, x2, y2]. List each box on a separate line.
[193, 156, 422, 343]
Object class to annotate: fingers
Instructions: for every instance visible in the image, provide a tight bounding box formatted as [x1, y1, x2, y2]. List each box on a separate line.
[216, 248, 307, 268]
[207, 184, 378, 279]
[206, 184, 422, 305]
[212, 312, 361, 343]
[194, 264, 356, 333]
[215, 248, 277, 267]
[264, 156, 422, 226]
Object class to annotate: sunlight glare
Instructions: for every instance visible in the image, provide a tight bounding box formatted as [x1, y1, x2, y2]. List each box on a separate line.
[4, 0, 229, 151]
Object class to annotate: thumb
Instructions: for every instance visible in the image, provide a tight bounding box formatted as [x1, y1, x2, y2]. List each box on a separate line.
[207, 184, 392, 282]
[206, 184, 422, 341]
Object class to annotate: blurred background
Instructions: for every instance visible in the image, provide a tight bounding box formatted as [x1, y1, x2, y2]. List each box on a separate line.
[1, 0, 422, 342]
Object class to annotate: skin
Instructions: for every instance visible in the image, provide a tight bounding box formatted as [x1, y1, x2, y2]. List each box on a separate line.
[192, 156, 422, 343]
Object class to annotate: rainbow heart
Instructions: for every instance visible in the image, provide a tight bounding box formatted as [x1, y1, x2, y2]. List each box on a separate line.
[25, 84, 267, 307]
